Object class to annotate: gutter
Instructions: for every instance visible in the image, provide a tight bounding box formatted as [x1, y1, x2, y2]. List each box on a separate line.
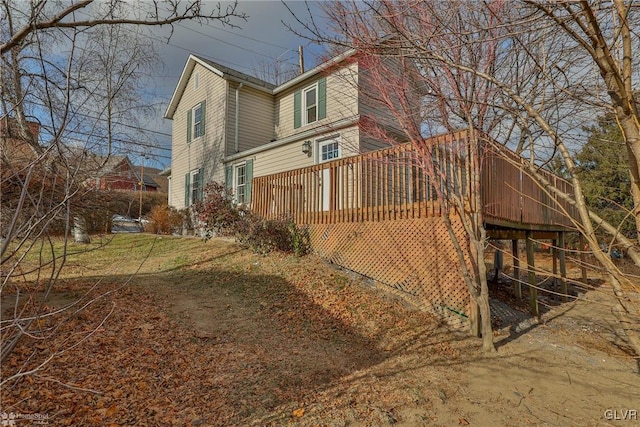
[235, 83, 243, 153]
[224, 115, 359, 163]
[274, 49, 356, 94]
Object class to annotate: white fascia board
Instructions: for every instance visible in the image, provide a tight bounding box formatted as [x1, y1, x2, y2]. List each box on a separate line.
[166, 50, 356, 119]
[223, 115, 359, 163]
[164, 55, 235, 119]
[223, 75, 274, 93]
[273, 49, 356, 94]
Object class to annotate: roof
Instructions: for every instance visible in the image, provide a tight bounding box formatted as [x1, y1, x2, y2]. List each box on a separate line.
[164, 55, 276, 119]
[164, 49, 357, 119]
[136, 166, 165, 192]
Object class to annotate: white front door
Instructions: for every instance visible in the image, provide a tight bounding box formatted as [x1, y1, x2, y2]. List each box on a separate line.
[318, 138, 340, 211]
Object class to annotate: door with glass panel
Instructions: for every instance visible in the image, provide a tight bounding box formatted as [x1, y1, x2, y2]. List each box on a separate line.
[318, 138, 340, 212]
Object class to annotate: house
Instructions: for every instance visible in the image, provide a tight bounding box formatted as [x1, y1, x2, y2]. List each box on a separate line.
[165, 51, 581, 330]
[85, 155, 159, 192]
[164, 49, 396, 210]
[1, 117, 41, 175]
[138, 166, 169, 194]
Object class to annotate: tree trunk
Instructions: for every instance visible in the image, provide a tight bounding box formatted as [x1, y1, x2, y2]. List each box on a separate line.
[73, 216, 90, 244]
[617, 114, 640, 242]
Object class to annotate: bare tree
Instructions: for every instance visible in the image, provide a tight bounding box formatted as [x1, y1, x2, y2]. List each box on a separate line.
[1, 0, 245, 385]
[289, 0, 640, 357]
[252, 55, 300, 85]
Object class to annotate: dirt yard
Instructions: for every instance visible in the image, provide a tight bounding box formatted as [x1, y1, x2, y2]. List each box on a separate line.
[1, 235, 638, 426]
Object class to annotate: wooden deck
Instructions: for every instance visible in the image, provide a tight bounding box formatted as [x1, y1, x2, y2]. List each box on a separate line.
[252, 130, 577, 232]
[251, 130, 580, 325]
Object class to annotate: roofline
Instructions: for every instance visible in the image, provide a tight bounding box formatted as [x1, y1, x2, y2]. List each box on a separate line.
[165, 49, 358, 120]
[224, 115, 359, 162]
[273, 49, 356, 94]
[164, 55, 274, 120]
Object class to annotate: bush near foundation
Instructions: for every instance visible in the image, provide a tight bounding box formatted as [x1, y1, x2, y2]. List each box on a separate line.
[193, 181, 309, 256]
[237, 216, 310, 257]
[145, 204, 186, 234]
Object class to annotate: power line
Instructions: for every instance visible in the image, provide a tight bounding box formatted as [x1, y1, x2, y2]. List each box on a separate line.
[151, 33, 265, 74]
[60, 127, 171, 155]
[201, 22, 293, 51]
[72, 8, 262, 74]
[175, 23, 297, 63]
[31, 101, 172, 138]
[62, 135, 172, 162]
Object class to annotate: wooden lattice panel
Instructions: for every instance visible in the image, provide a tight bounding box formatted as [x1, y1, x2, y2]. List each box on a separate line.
[309, 217, 471, 328]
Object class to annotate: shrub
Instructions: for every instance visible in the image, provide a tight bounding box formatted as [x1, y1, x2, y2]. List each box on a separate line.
[237, 215, 310, 257]
[145, 204, 184, 234]
[192, 181, 248, 239]
[290, 221, 311, 257]
[81, 189, 168, 234]
[193, 181, 310, 256]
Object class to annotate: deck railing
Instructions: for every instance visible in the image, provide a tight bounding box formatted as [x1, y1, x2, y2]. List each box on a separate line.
[252, 131, 577, 229]
[481, 144, 577, 228]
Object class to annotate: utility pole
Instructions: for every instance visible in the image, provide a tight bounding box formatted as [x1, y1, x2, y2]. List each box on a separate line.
[298, 45, 304, 74]
[138, 155, 145, 223]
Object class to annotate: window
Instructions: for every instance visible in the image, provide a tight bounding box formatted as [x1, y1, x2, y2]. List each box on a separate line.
[187, 101, 206, 143]
[193, 103, 204, 138]
[184, 168, 203, 206]
[319, 140, 339, 163]
[235, 164, 246, 204]
[303, 84, 317, 125]
[225, 159, 253, 204]
[191, 169, 201, 204]
[293, 77, 326, 129]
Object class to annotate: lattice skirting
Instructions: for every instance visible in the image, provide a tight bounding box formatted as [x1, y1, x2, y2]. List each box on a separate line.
[308, 217, 472, 329]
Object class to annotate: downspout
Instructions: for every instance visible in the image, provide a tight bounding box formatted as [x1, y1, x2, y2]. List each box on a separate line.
[235, 83, 243, 153]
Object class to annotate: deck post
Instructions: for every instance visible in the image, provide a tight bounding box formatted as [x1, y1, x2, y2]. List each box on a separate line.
[511, 239, 521, 299]
[579, 234, 588, 282]
[525, 231, 539, 317]
[552, 239, 558, 301]
[558, 232, 568, 302]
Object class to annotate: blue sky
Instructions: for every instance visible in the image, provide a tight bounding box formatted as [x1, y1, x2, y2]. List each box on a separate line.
[144, 1, 327, 169]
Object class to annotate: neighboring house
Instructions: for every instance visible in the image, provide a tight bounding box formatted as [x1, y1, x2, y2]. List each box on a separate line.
[85, 155, 159, 192]
[139, 166, 169, 194]
[0, 117, 40, 174]
[164, 49, 395, 210]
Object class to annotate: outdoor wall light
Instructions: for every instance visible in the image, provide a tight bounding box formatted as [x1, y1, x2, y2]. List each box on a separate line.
[302, 140, 312, 157]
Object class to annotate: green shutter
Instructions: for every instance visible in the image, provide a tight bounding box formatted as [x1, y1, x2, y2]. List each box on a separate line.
[186, 109, 192, 143]
[293, 90, 301, 129]
[225, 165, 233, 191]
[200, 101, 206, 136]
[184, 173, 190, 206]
[318, 77, 327, 120]
[197, 168, 204, 201]
[245, 159, 253, 203]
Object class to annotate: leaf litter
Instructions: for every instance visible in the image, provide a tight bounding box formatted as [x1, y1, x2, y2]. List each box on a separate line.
[1, 235, 637, 426]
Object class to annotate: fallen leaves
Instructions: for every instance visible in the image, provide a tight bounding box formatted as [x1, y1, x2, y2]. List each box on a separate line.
[1, 238, 449, 426]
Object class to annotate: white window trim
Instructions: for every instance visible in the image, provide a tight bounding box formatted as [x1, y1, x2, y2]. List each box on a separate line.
[317, 136, 341, 164]
[233, 162, 247, 205]
[192, 103, 204, 139]
[302, 82, 319, 126]
[189, 169, 201, 206]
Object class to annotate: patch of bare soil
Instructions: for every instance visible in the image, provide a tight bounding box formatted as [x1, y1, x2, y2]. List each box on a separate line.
[1, 237, 638, 426]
